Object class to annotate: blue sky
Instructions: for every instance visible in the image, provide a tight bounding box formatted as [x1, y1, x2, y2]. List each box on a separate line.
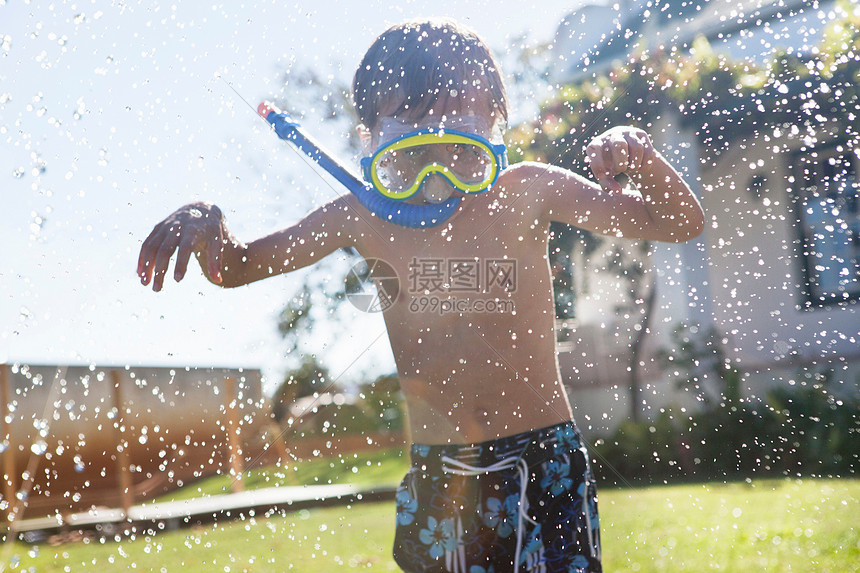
[1, 1, 582, 392]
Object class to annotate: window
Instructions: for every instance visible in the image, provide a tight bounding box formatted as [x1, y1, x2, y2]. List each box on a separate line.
[792, 144, 860, 307]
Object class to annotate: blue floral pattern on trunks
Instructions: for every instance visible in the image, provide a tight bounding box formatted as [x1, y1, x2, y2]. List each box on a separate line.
[419, 516, 458, 559]
[568, 555, 592, 572]
[520, 523, 543, 566]
[554, 425, 581, 453]
[392, 421, 602, 572]
[483, 494, 521, 538]
[541, 459, 574, 495]
[397, 488, 419, 526]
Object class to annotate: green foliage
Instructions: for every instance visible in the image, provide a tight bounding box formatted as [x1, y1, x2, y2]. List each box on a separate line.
[548, 222, 580, 321]
[765, 370, 860, 476]
[272, 371, 406, 441]
[655, 322, 740, 408]
[601, 322, 859, 485]
[509, 0, 859, 166]
[593, 408, 691, 485]
[592, 377, 860, 485]
[356, 374, 406, 434]
[276, 283, 315, 356]
[272, 355, 331, 421]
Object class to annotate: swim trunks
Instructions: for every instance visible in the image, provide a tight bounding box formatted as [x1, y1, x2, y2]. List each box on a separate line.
[393, 420, 601, 572]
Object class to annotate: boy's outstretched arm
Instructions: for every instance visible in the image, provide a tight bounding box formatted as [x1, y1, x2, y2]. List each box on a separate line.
[532, 126, 705, 242]
[137, 195, 363, 291]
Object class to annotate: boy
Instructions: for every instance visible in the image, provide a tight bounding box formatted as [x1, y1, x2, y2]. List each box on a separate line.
[138, 18, 704, 573]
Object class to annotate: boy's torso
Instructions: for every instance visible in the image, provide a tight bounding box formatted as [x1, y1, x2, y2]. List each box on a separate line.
[354, 169, 575, 445]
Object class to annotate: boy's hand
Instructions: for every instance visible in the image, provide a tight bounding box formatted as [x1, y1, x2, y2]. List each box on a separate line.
[137, 202, 225, 292]
[586, 126, 656, 193]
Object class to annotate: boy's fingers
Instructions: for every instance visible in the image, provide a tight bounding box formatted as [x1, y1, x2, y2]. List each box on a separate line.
[137, 242, 149, 279]
[138, 227, 168, 285]
[641, 133, 656, 167]
[588, 153, 620, 193]
[626, 133, 645, 171]
[152, 239, 178, 292]
[587, 147, 606, 174]
[174, 234, 194, 282]
[208, 227, 223, 283]
[137, 225, 162, 280]
[588, 137, 629, 192]
[138, 247, 152, 285]
[608, 137, 629, 173]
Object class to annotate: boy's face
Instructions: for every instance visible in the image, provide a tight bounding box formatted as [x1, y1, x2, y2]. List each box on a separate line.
[366, 94, 500, 205]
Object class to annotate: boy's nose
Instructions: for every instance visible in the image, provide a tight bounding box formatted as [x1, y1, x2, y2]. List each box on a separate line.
[420, 173, 454, 204]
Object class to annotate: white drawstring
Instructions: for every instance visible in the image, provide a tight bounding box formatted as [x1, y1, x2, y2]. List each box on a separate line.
[441, 455, 521, 476]
[441, 454, 536, 573]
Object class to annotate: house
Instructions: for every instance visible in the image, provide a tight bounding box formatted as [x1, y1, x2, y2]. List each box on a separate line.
[549, 0, 859, 435]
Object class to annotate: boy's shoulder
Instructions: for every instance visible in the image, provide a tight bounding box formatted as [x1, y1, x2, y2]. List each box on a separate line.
[500, 161, 589, 188]
[498, 161, 592, 205]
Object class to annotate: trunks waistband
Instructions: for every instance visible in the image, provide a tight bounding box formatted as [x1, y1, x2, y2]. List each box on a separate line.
[409, 419, 582, 474]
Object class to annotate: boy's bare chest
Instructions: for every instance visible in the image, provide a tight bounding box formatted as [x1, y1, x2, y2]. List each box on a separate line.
[365, 203, 547, 261]
[354, 195, 551, 313]
[369, 231, 544, 298]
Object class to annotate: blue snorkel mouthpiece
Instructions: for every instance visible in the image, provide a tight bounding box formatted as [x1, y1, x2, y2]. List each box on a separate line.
[257, 101, 461, 228]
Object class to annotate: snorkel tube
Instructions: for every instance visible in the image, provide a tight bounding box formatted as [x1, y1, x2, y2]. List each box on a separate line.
[257, 102, 461, 228]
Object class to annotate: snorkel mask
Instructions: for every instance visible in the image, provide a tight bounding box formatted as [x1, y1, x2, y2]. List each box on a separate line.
[360, 118, 508, 203]
[258, 102, 507, 228]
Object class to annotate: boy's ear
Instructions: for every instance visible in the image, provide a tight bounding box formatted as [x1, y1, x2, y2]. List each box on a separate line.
[357, 124, 373, 154]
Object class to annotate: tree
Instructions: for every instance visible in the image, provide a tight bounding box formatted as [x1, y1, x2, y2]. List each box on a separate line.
[607, 240, 656, 423]
[356, 374, 406, 435]
[271, 354, 331, 423]
[655, 322, 740, 409]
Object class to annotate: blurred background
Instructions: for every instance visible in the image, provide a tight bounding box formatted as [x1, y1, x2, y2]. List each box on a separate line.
[1, 0, 858, 569]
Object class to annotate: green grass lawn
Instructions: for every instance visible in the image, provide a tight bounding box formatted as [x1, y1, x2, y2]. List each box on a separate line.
[600, 478, 858, 572]
[151, 448, 411, 502]
[5, 472, 858, 572]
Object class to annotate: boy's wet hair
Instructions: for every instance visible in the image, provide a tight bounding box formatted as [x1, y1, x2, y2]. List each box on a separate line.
[353, 18, 508, 132]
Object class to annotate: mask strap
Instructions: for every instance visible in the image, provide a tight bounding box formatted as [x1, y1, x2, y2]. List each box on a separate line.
[258, 102, 461, 228]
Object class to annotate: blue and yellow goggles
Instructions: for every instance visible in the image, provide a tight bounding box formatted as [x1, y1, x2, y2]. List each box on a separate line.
[361, 128, 508, 201]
